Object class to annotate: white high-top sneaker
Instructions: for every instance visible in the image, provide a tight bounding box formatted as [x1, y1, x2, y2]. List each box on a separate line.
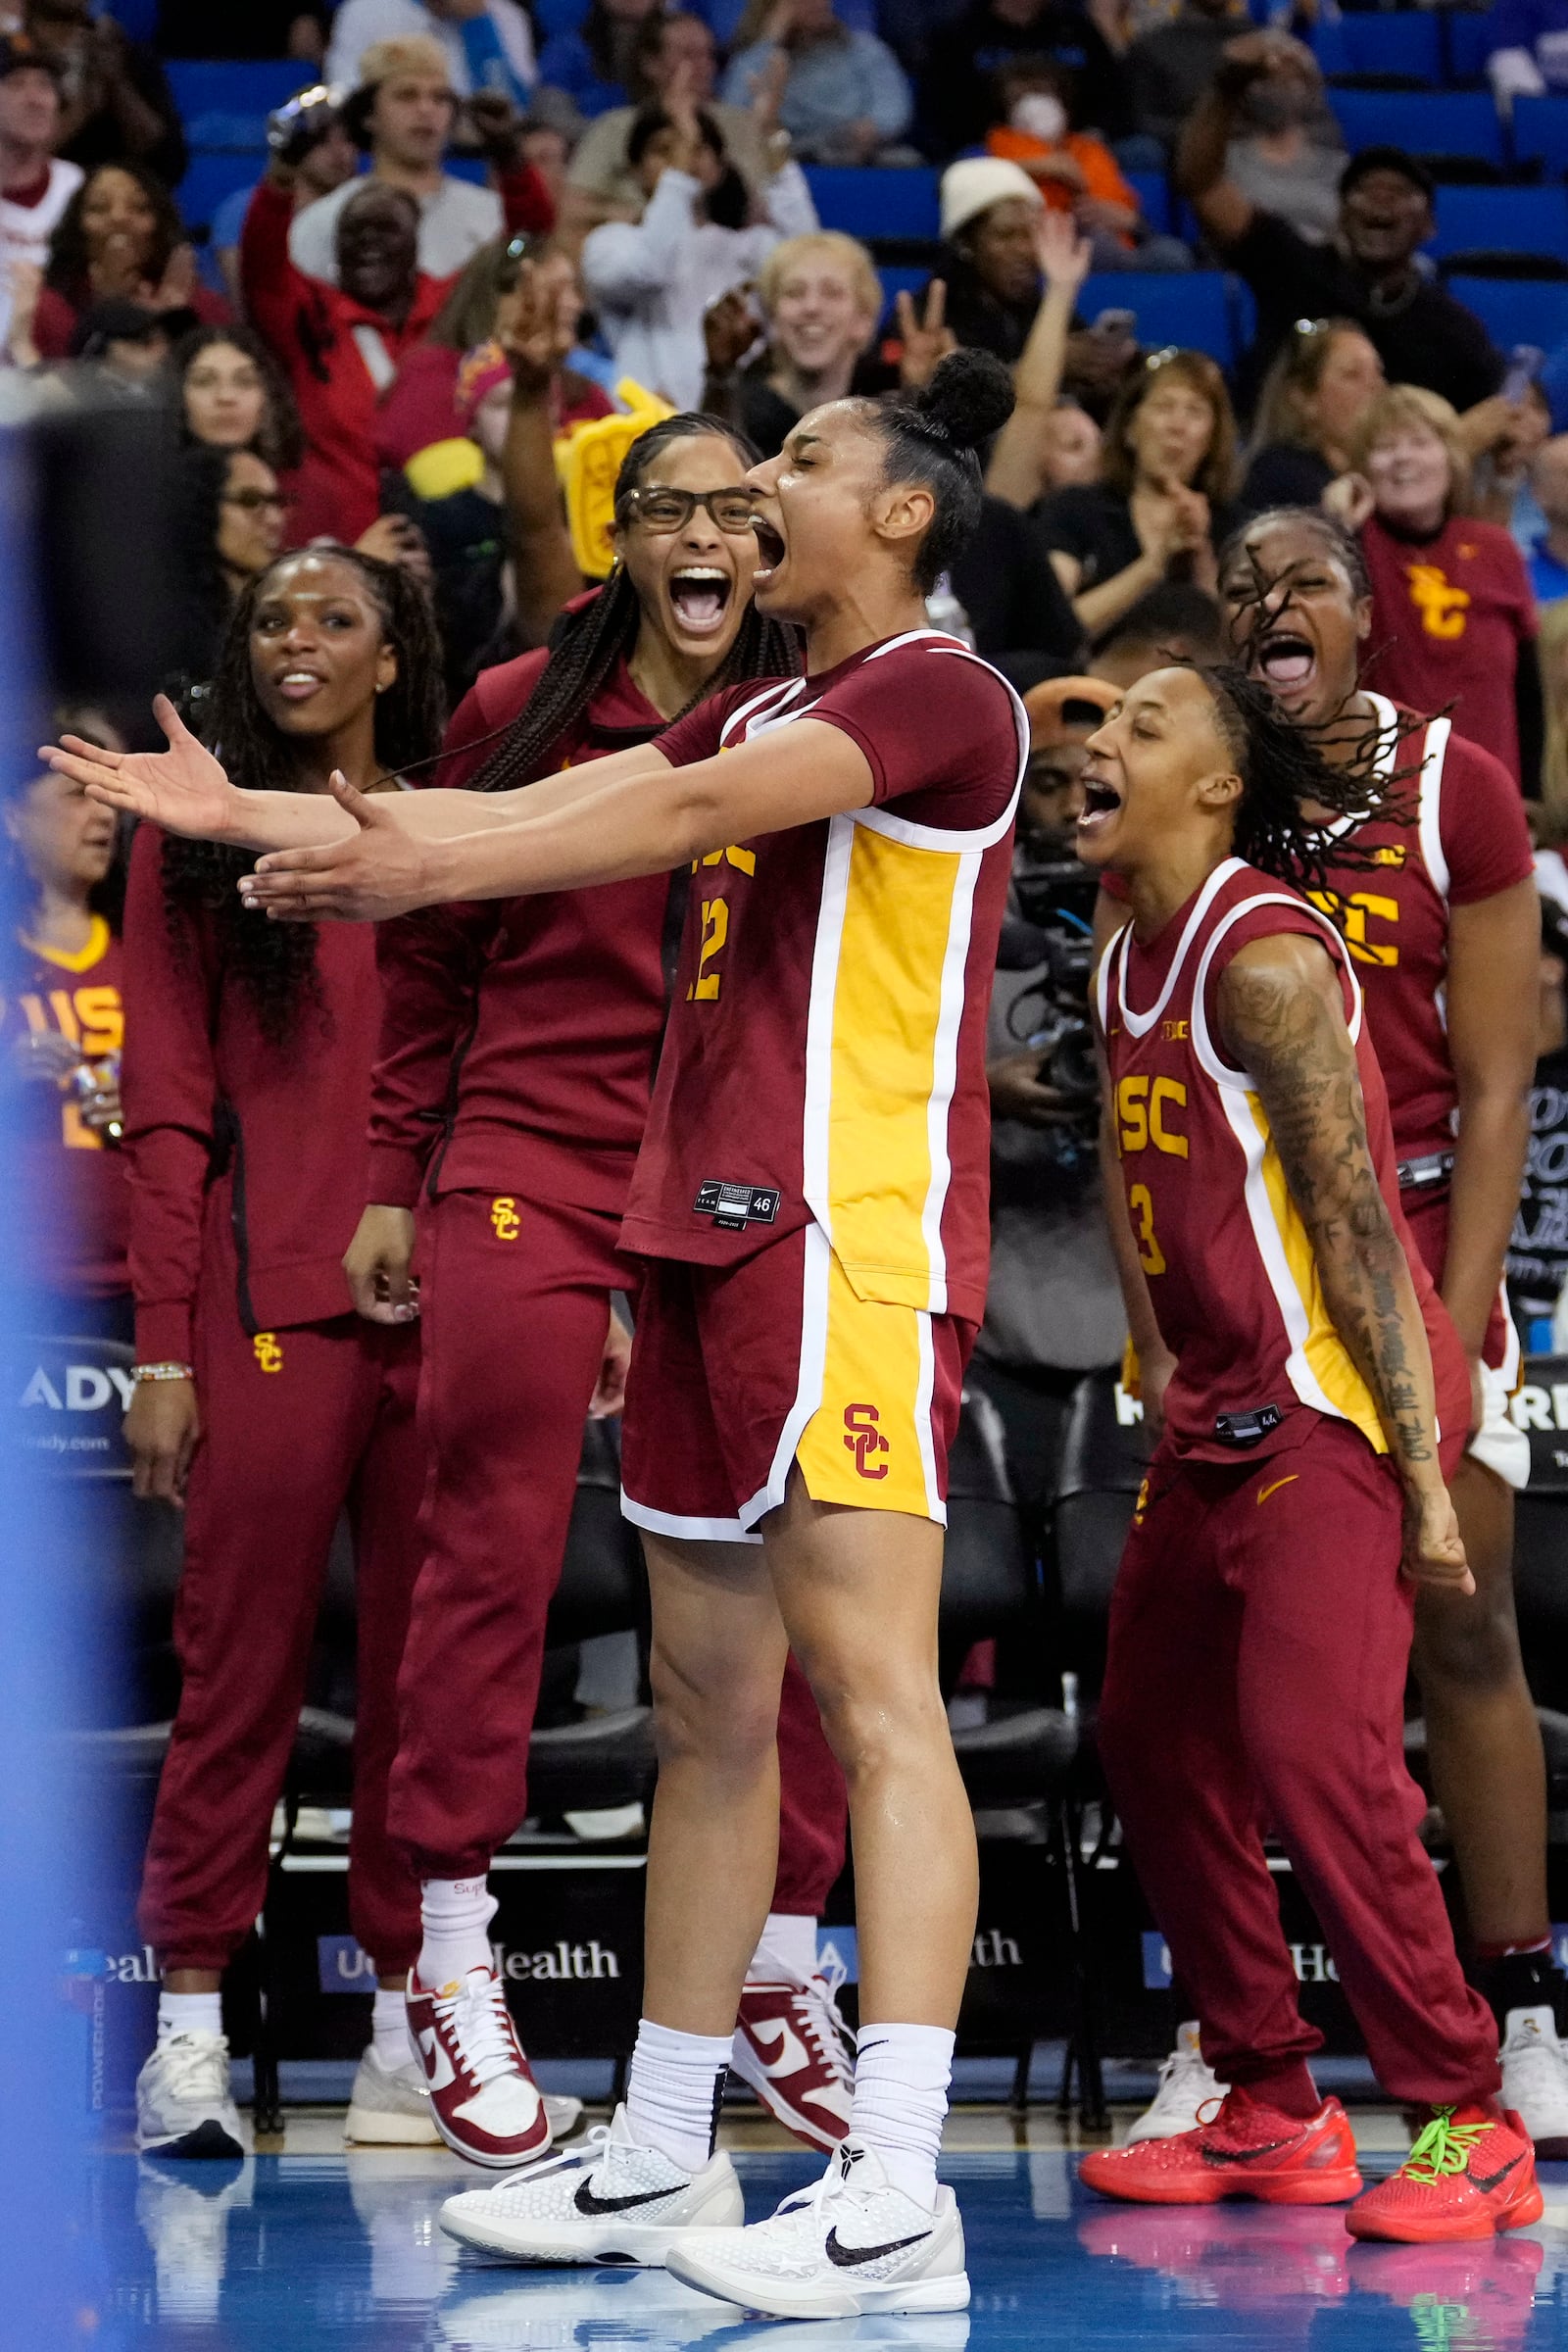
[440, 2103, 744, 2265]
[1124, 2021, 1228, 2145]
[1500, 2004, 1568, 2160]
[667, 2138, 968, 2321]
[134, 2031, 245, 2159]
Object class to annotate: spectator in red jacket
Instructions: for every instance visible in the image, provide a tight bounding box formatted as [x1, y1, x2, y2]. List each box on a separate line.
[112, 546, 449, 2163]
[245, 144, 552, 544]
[36, 159, 226, 359]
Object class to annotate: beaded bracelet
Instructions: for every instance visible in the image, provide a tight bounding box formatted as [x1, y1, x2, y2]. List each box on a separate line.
[131, 1362, 195, 1384]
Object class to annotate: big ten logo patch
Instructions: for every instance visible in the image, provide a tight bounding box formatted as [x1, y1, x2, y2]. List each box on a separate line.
[253, 1333, 283, 1374]
[491, 1196, 521, 1241]
[1406, 564, 1470, 640]
[843, 1401, 889, 1479]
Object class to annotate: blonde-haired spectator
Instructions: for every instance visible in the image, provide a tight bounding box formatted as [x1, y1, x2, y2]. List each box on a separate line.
[728, 227, 883, 454]
[1329, 382, 1541, 789]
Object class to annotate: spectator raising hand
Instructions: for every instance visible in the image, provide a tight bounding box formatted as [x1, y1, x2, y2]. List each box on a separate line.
[985, 207, 1092, 511]
[895, 279, 956, 391]
[719, 0, 917, 168]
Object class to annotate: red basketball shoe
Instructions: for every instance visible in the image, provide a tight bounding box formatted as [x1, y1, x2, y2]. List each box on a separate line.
[405, 1965, 552, 2169]
[1079, 2092, 1363, 2206]
[1347, 2106, 1543, 2243]
[732, 1976, 854, 2150]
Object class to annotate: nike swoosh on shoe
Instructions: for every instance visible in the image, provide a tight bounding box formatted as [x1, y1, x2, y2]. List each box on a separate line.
[573, 2179, 682, 2217]
[1468, 2153, 1523, 2193]
[1198, 2137, 1298, 2166]
[824, 2227, 932, 2268]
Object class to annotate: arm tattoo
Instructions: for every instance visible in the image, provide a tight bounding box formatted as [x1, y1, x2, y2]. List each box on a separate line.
[1222, 956, 1435, 1471]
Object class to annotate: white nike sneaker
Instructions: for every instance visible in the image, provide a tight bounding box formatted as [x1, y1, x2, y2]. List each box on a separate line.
[439, 2103, 744, 2265]
[667, 2138, 968, 2321]
[1124, 2020, 1228, 2145]
[345, 2045, 443, 2145]
[135, 2031, 245, 2159]
[733, 1974, 855, 2150]
[1500, 2004, 1568, 2160]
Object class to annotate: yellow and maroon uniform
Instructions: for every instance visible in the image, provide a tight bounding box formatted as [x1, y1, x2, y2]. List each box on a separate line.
[618, 628, 1027, 1537]
[1095, 859, 1498, 2112]
[1, 914, 128, 1303]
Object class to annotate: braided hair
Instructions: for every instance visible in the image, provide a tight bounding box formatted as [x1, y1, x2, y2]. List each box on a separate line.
[162, 548, 446, 1047]
[466, 414, 801, 795]
[1196, 661, 1424, 908]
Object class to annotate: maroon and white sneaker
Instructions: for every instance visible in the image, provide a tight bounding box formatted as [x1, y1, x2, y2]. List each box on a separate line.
[405, 1966, 552, 2170]
[732, 1974, 855, 2150]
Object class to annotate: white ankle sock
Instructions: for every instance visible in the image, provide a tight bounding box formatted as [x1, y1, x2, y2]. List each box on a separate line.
[851, 2022, 955, 2210]
[158, 1990, 222, 2042]
[371, 1986, 411, 2071]
[749, 1911, 819, 1985]
[418, 1876, 497, 1989]
[625, 2017, 733, 2173]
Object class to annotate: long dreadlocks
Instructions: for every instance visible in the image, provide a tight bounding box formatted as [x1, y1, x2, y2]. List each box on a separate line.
[466, 414, 801, 795]
[162, 549, 446, 1047]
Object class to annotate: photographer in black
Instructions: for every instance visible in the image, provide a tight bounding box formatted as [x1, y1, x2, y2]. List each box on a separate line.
[971, 675, 1127, 1553]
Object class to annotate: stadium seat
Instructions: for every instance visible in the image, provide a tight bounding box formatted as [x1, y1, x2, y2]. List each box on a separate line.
[939, 1386, 1102, 2124]
[164, 59, 312, 150]
[802, 165, 941, 244]
[1125, 170, 1172, 235]
[176, 149, 264, 235]
[1429, 181, 1568, 258]
[1511, 93, 1568, 174]
[1314, 12, 1442, 85]
[1446, 7, 1504, 88]
[876, 262, 928, 323]
[1076, 270, 1237, 366]
[1050, 1371, 1149, 1705]
[1328, 88, 1504, 167]
[1446, 272, 1568, 345]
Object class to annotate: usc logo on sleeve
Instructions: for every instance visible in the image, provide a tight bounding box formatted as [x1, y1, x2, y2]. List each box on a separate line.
[490, 1196, 521, 1241]
[253, 1333, 283, 1374]
[842, 1402, 890, 1479]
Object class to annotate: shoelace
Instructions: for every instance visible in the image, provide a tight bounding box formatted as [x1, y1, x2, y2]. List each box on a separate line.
[434, 1973, 523, 2089]
[155, 2034, 229, 2101]
[790, 1980, 854, 2078]
[1401, 2108, 1493, 2184]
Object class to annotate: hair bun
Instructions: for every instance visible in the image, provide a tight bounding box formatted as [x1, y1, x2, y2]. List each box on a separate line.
[914, 348, 1014, 453]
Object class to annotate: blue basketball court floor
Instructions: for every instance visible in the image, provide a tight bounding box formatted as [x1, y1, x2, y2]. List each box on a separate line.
[89, 2080, 1568, 2349]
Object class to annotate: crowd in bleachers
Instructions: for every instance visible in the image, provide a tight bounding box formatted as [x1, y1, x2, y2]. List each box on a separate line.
[11, 0, 1568, 2174]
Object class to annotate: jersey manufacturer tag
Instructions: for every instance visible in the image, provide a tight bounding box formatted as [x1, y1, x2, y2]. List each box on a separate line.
[1213, 1404, 1283, 1447]
[695, 1180, 781, 1231]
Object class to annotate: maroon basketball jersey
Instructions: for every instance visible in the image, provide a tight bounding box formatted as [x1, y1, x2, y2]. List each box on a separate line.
[618, 631, 1026, 1325]
[1098, 858, 1468, 1464]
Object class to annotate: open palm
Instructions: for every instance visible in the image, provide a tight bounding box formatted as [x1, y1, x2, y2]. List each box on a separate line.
[42, 694, 241, 843]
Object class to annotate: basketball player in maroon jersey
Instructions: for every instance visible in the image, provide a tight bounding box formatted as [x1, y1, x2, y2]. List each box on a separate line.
[345, 416, 854, 2168]
[1075, 660, 1539, 2243]
[50, 348, 1027, 2319]
[1106, 511, 1566, 2158]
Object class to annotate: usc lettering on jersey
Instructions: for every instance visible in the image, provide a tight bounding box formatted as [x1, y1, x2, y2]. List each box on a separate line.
[0, 914, 129, 1297]
[620, 632, 1026, 1326]
[1098, 858, 1467, 1465]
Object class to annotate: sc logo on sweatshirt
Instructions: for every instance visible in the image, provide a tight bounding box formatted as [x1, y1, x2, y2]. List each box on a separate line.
[491, 1197, 521, 1242]
[253, 1333, 283, 1374]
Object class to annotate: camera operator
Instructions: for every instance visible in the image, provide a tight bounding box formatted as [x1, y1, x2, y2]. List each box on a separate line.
[971, 674, 1127, 1544]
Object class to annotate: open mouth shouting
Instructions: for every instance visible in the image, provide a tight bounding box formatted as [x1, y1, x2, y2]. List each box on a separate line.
[1076, 760, 1123, 850]
[751, 514, 786, 590]
[667, 566, 734, 639]
[1250, 628, 1317, 701]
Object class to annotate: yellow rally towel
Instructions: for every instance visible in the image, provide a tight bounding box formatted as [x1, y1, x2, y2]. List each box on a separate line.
[555, 380, 676, 578]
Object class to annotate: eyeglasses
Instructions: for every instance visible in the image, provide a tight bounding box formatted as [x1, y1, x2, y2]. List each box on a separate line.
[618, 486, 759, 535]
[222, 488, 290, 513]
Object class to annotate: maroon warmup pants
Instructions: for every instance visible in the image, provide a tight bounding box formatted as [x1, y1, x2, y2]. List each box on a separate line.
[1099, 1415, 1500, 2109]
[389, 1189, 848, 1906]
[139, 1247, 424, 1974]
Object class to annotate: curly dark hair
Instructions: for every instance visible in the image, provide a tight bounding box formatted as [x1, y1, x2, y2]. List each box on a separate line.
[173, 322, 306, 474]
[467, 414, 802, 795]
[162, 548, 446, 1047]
[1196, 661, 1423, 906]
[46, 161, 184, 300]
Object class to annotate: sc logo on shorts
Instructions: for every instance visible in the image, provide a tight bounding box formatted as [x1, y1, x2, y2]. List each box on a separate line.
[843, 1402, 889, 1480]
[491, 1197, 520, 1241]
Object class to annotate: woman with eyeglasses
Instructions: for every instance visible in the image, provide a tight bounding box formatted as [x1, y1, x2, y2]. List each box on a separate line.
[1037, 346, 1242, 639]
[117, 546, 448, 2163]
[1238, 315, 1384, 517]
[173, 444, 291, 681]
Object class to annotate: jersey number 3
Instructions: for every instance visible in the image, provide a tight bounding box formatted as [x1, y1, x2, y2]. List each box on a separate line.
[1128, 1182, 1165, 1276]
